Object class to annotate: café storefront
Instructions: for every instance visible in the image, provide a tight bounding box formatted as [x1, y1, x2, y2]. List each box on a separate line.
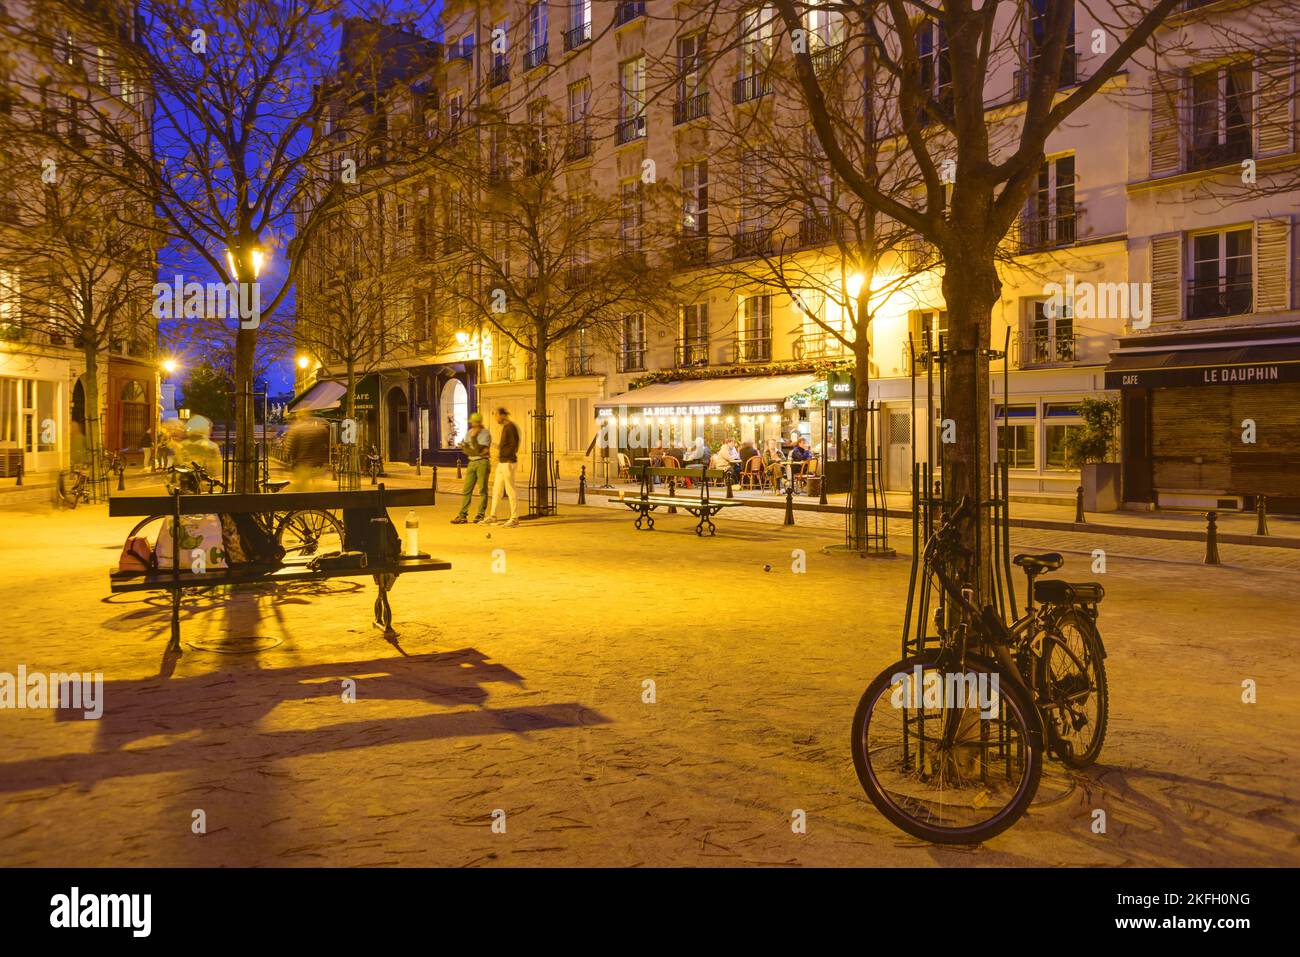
[1105, 333, 1300, 511]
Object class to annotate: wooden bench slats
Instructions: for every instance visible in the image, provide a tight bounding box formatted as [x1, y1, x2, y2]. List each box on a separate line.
[110, 557, 451, 593]
[108, 486, 437, 518]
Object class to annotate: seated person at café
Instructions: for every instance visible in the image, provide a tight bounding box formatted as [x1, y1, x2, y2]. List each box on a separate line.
[719, 439, 742, 483]
[763, 438, 786, 484]
[789, 436, 814, 464]
[738, 439, 759, 467]
[683, 436, 711, 465]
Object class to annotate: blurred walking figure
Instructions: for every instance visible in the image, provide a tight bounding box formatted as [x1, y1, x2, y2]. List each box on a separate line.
[484, 407, 520, 527]
[451, 412, 491, 524]
[284, 412, 330, 489]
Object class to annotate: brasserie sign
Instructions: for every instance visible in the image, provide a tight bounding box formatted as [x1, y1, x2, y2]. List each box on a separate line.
[1105, 362, 1300, 389]
[827, 371, 857, 409]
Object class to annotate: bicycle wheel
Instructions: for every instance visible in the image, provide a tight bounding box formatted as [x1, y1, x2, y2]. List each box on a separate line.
[851, 654, 1043, 845]
[127, 514, 169, 544]
[57, 471, 83, 509]
[1037, 610, 1109, 769]
[276, 509, 344, 558]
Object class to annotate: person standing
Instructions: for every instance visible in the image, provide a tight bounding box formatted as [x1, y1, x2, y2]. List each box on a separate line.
[284, 412, 330, 490]
[451, 412, 491, 524]
[484, 407, 520, 527]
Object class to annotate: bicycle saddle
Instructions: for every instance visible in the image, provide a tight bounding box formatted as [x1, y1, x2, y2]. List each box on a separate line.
[1013, 551, 1064, 572]
[264, 479, 290, 493]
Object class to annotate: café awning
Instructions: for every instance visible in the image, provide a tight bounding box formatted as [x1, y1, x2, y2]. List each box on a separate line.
[601, 373, 821, 412]
[286, 379, 346, 413]
[1104, 342, 1300, 389]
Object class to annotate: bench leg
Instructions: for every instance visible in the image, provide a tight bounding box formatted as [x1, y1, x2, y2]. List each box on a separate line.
[373, 580, 397, 639]
[167, 589, 183, 655]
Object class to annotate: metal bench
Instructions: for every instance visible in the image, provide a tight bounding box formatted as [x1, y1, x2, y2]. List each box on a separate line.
[108, 483, 450, 654]
[620, 464, 743, 536]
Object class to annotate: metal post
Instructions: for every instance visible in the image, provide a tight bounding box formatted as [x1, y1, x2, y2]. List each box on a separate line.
[578, 465, 587, 505]
[668, 475, 677, 514]
[117, 465, 126, 492]
[1075, 485, 1084, 524]
[784, 482, 795, 526]
[1204, 510, 1221, 565]
[431, 465, 438, 499]
[725, 474, 734, 499]
[819, 469, 828, 505]
[1256, 495, 1269, 536]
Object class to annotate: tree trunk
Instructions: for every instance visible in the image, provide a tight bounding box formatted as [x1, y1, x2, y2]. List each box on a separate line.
[532, 343, 550, 515]
[233, 325, 257, 493]
[939, 253, 1000, 598]
[850, 335, 873, 549]
[81, 343, 103, 481]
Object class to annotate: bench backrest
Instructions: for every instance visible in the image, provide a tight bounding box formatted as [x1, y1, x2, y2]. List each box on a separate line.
[107, 484, 436, 518]
[641, 466, 727, 481]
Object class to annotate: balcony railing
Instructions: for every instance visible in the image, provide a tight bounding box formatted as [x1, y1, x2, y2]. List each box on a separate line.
[524, 43, 548, 71]
[732, 225, 773, 258]
[799, 214, 842, 248]
[565, 354, 595, 376]
[675, 338, 710, 368]
[734, 334, 772, 363]
[615, 115, 646, 145]
[1018, 207, 1079, 253]
[811, 41, 847, 77]
[563, 22, 592, 51]
[1187, 135, 1252, 172]
[488, 62, 509, 87]
[447, 45, 472, 64]
[733, 72, 771, 104]
[615, 2, 646, 27]
[673, 92, 708, 125]
[794, 333, 846, 360]
[672, 235, 709, 268]
[1013, 332, 1079, 367]
[565, 129, 591, 160]
[1014, 49, 1078, 99]
[617, 349, 646, 373]
[1186, 275, 1253, 319]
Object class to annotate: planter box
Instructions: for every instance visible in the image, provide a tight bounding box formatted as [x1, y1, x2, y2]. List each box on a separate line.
[1082, 462, 1121, 513]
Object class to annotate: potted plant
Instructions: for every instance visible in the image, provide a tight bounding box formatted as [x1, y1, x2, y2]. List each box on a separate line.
[1064, 398, 1122, 512]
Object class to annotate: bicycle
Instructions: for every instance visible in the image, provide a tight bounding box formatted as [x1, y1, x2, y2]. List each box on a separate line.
[57, 466, 90, 508]
[128, 463, 344, 560]
[850, 497, 1109, 844]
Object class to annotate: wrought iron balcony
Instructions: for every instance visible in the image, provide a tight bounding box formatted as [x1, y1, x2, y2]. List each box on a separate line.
[614, 2, 646, 27]
[1018, 207, 1079, 253]
[488, 62, 509, 88]
[563, 23, 592, 51]
[565, 129, 591, 161]
[1014, 49, 1078, 99]
[794, 333, 846, 360]
[673, 92, 708, 125]
[1013, 332, 1080, 367]
[799, 214, 842, 248]
[1186, 275, 1253, 319]
[1187, 135, 1252, 172]
[616, 349, 646, 373]
[811, 41, 847, 77]
[565, 354, 595, 376]
[672, 236, 709, 268]
[733, 73, 771, 104]
[615, 115, 646, 145]
[732, 225, 773, 258]
[524, 43, 548, 71]
[734, 334, 772, 363]
[675, 338, 711, 368]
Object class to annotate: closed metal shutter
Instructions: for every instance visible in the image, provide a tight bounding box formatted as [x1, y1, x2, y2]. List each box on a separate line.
[1229, 382, 1300, 496]
[1151, 388, 1232, 491]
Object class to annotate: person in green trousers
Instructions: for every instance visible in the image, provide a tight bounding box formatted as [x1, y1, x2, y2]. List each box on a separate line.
[450, 412, 491, 524]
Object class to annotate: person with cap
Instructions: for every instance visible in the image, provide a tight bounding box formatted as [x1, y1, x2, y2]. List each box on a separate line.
[451, 411, 492, 524]
[484, 407, 520, 527]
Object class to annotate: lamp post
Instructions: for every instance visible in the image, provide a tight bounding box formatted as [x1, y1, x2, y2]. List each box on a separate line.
[224, 242, 268, 492]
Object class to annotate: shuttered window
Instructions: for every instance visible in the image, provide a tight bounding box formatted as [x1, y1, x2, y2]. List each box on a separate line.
[1255, 218, 1291, 312]
[1150, 233, 1182, 323]
[1149, 72, 1182, 176]
[1256, 47, 1295, 156]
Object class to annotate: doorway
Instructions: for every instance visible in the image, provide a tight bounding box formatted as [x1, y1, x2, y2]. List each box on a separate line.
[386, 386, 410, 462]
[886, 407, 912, 490]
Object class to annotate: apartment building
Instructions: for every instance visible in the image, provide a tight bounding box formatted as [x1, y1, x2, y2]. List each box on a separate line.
[299, 1, 1300, 508]
[0, 1, 157, 478]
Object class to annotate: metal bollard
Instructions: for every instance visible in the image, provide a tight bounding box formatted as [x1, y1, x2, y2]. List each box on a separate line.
[1204, 510, 1221, 565]
[1075, 485, 1084, 524]
[819, 474, 828, 506]
[726, 475, 734, 499]
[578, 465, 587, 505]
[1256, 495, 1269, 536]
[668, 475, 677, 514]
[118, 467, 126, 492]
[456, 456, 462, 479]
[784, 482, 795, 526]
[431, 465, 438, 500]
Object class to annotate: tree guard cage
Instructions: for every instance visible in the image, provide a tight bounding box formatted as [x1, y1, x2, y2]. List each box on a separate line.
[900, 329, 1016, 659]
[221, 390, 271, 492]
[842, 402, 891, 554]
[527, 410, 559, 518]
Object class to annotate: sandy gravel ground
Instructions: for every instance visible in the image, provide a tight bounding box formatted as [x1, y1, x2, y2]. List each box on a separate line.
[0, 495, 1296, 867]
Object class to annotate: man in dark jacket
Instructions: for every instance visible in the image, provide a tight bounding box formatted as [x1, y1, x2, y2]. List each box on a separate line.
[484, 407, 520, 527]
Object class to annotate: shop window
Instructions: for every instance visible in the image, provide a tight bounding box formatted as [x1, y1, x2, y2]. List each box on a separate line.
[996, 405, 1036, 469]
[1043, 403, 1083, 470]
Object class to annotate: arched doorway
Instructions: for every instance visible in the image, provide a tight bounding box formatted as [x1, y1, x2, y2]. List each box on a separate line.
[386, 386, 409, 462]
[440, 378, 468, 449]
[70, 377, 87, 466]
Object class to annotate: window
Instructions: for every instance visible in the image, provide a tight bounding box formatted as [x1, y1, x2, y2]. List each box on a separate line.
[565, 1, 592, 50]
[566, 397, 591, 452]
[1025, 299, 1075, 364]
[1043, 404, 1083, 470]
[527, 99, 548, 171]
[680, 304, 709, 366]
[566, 326, 593, 375]
[620, 313, 646, 371]
[620, 181, 643, 251]
[681, 160, 708, 236]
[1189, 227, 1252, 318]
[996, 406, 1036, 469]
[676, 33, 707, 123]
[526, 2, 548, 69]
[739, 294, 772, 362]
[615, 1, 646, 27]
[618, 56, 646, 143]
[446, 90, 464, 129]
[736, 7, 774, 102]
[915, 19, 952, 120]
[1023, 0, 1076, 95]
[1023, 154, 1076, 251]
[489, 123, 508, 178]
[909, 309, 949, 355]
[566, 78, 590, 158]
[736, 150, 769, 254]
[1190, 62, 1252, 169]
[490, 20, 510, 86]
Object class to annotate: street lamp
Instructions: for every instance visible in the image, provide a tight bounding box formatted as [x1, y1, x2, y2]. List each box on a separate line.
[225, 246, 266, 281]
[161, 358, 178, 375]
[296, 355, 310, 370]
[845, 272, 865, 300]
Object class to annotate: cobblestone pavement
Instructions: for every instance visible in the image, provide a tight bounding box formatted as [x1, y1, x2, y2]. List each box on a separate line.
[0, 496, 1296, 867]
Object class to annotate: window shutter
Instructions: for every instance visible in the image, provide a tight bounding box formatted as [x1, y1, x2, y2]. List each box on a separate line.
[1150, 233, 1182, 323]
[1256, 48, 1295, 156]
[1255, 217, 1290, 312]
[1149, 71, 1182, 176]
